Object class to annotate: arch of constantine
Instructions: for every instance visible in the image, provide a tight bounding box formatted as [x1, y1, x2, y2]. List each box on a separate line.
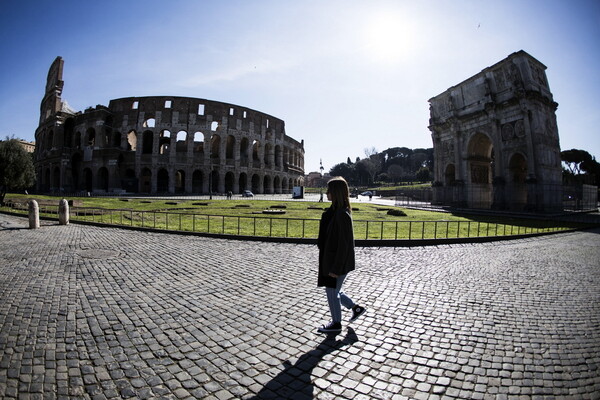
[35, 57, 305, 195]
[428, 50, 563, 212]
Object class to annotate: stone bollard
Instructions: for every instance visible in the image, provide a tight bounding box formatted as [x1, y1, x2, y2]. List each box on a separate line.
[59, 199, 70, 225]
[28, 200, 40, 229]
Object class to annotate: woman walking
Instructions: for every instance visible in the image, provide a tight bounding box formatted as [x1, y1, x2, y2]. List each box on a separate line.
[317, 176, 366, 334]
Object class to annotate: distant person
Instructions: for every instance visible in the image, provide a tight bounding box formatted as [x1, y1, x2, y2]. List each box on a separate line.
[316, 176, 365, 334]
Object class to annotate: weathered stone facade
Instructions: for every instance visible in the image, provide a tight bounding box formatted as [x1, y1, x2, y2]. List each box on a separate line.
[34, 57, 305, 195]
[428, 50, 562, 212]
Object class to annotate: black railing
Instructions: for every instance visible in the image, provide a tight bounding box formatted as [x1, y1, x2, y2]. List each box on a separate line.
[2, 201, 576, 241]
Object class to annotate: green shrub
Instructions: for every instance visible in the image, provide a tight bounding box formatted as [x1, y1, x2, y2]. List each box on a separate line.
[387, 209, 407, 217]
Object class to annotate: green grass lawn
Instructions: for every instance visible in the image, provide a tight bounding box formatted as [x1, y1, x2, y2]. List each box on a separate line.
[2, 193, 576, 240]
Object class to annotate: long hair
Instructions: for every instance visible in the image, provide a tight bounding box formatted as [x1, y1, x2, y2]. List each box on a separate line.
[327, 176, 351, 213]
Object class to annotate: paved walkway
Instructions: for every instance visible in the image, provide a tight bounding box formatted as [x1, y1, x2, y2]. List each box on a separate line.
[0, 213, 599, 400]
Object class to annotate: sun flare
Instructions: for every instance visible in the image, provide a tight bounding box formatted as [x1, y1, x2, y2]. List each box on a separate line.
[362, 12, 416, 65]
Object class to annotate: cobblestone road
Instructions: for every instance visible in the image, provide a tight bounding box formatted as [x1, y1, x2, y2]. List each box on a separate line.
[0, 213, 599, 400]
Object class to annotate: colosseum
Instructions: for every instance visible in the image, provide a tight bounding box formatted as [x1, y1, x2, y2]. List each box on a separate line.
[34, 57, 305, 195]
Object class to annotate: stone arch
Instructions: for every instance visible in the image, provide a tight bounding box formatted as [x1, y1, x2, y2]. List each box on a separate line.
[226, 135, 235, 161]
[123, 168, 136, 192]
[251, 174, 261, 193]
[252, 140, 260, 162]
[71, 153, 82, 191]
[264, 143, 273, 166]
[103, 127, 111, 148]
[159, 130, 171, 155]
[53, 166, 60, 189]
[263, 175, 271, 194]
[240, 137, 249, 166]
[275, 145, 282, 167]
[143, 118, 155, 128]
[83, 168, 93, 192]
[273, 176, 281, 194]
[64, 118, 75, 148]
[140, 168, 152, 193]
[176, 131, 187, 153]
[175, 169, 185, 193]
[86, 128, 96, 146]
[210, 134, 221, 161]
[209, 170, 219, 193]
[193, 132, 204, 154]
[157, 168, 169, 193]
[467, 132, 493, 184]
[239, 173, 248, 192]
[97, 167, 109, 192]
[192, 170, 203, 193]
[71, 153, 82, 190]
[224, 171, 235, 193]
[142, 131, 153, 154]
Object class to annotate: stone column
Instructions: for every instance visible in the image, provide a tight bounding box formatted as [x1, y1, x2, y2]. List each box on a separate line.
[59, 199, 70, 225]
[521, 105, 537, 180]
[28, 200, 40, 229]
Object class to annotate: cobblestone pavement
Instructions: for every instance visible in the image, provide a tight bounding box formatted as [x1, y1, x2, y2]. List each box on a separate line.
[0, 213, 599, 400]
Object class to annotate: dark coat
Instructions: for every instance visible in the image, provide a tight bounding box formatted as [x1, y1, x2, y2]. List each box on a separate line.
[317, 207, 356, 288]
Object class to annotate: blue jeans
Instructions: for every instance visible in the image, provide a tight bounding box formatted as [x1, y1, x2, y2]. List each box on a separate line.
[325, 274, 355, 323]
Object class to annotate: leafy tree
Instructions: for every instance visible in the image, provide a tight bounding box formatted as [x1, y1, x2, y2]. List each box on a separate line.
[387, 164, 405, 184]
[356, 158, 378, 185]
[561, 149, 600, 185]
[561, 149, 594, 175]
[416, 167, 431, 182]
[329, 162, 356, 184]
[0, 137, 36, 205]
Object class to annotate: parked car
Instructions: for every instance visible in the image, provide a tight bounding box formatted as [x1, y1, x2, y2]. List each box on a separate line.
[242, 190, 254, 197]
[361, 191, 373, 196]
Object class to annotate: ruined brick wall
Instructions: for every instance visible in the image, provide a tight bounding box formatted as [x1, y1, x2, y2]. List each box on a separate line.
[34, 59, 305, 195]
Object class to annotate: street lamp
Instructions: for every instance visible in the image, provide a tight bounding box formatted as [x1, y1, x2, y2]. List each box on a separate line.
[319, 159, 324, 202]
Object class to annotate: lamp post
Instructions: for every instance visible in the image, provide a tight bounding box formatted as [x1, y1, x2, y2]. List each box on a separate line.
[209, 168, 213, 200]
[319, 159, 324, 202]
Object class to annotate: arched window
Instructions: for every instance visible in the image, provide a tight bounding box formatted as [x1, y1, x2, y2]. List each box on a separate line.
[86, 128, 96, 146]
[142, 131, 153, 154]
[210, 135, 221, 159]
[226, 135, 235, 160]
[159, 130, 171, 155]
[176, 131, 187, 153]
[193, 132, 204, 153]
[143, 118, 155, 128]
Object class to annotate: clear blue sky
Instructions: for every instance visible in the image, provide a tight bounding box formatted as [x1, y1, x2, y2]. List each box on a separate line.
[1, 0, 598, 173]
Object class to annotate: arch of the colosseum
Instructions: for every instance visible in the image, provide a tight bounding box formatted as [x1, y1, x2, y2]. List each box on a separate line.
[34, 57, 305, 195]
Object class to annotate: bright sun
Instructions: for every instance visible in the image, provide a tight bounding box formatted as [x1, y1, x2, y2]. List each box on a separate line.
[362, 12, 416, 66]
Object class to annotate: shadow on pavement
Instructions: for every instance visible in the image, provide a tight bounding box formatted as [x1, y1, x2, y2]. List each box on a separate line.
[247, 328, 359, 399]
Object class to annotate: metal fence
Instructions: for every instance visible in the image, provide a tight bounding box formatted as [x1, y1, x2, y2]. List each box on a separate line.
[3, 201, 574, 241]
[396, 184, 598, 212]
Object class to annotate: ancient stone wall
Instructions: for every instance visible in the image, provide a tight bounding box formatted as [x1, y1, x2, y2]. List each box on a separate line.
[428, 50, 562, 212]
[34, 57, 305, 195]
